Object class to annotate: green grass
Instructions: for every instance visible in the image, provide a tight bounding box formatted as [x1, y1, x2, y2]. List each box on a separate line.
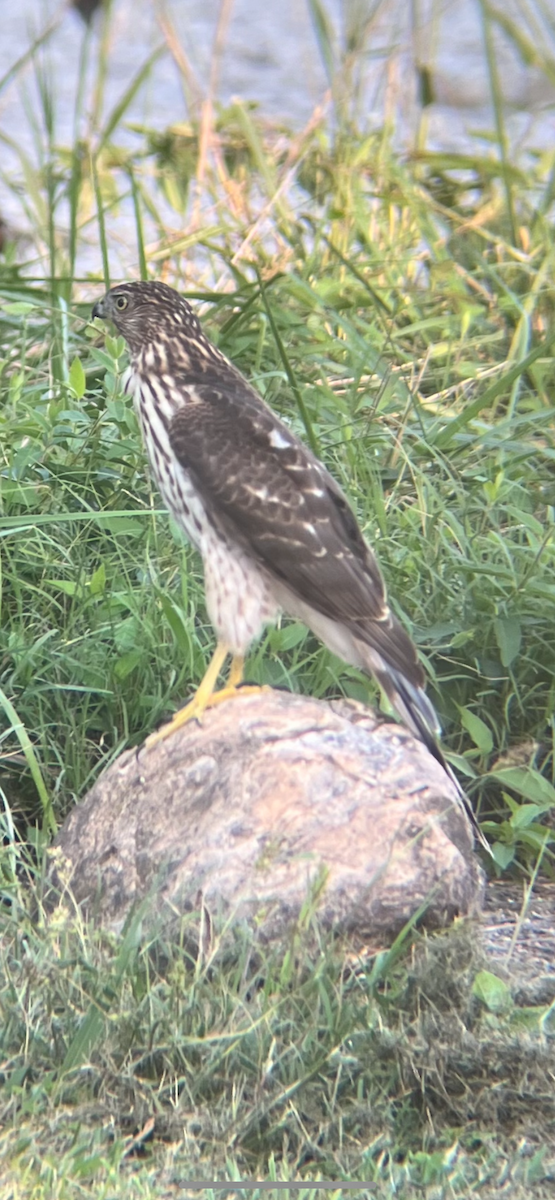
[2, 856, 555, 1198]
[2, 159, 555, 862]
[1, 0, 555, 1194]
[2, 850, 555, 1199]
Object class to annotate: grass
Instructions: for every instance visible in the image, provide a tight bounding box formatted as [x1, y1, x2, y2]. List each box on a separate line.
[2, 863, 555, 1197]
[1, 0, 555, 1194]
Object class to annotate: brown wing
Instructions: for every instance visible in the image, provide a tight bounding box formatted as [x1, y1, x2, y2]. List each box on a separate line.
[168, 374, 425, 689]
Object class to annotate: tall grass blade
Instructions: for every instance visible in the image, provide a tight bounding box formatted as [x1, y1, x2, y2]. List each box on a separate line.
[96, 46, 166, 152]
[58, 900, 147, 1078]
[92, 153, 111, 288]
[433, 331, 555, 449]
[257, 272, 318, 453]
[129, 167, 148, 280]
[478, 0, 517, 245]
[0, 687, 55, 835]
[306, 0, 336, 87]
[0, 15, 61, 96]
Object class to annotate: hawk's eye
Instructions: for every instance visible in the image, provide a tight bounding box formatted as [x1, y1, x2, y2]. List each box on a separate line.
[115, 295, 128, 311]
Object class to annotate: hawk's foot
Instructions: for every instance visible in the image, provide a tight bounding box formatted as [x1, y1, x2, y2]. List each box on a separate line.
[145, 643, 269, 748]
[145, 683, 270, 748]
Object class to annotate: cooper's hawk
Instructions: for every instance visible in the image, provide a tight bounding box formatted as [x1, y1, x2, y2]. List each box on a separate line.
[92, 280, 487, 851]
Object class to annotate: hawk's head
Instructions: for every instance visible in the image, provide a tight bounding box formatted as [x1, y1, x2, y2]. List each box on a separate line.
[92, 280, 204, 356]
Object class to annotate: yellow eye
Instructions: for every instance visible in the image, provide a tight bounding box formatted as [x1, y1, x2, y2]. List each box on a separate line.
[115, 295, 128, 311]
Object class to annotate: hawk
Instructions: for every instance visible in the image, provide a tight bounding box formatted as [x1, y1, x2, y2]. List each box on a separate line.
[92, 280, 487, 851]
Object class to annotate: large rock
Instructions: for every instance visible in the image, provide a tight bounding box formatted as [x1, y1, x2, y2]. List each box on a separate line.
[48, 691, 484, 942]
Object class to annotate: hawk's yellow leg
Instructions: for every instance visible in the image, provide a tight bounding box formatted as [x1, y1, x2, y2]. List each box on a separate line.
[146, 643, 267, 747]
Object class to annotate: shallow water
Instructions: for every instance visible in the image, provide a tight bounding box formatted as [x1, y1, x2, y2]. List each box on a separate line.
[0, 0, 554, 272]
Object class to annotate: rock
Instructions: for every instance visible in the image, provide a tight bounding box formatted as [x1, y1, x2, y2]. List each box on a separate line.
[48, 691, 484, 943]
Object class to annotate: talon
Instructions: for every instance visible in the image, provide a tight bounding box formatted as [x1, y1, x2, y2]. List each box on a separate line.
[145, 697, 207, 747]
[144, 646, 268, 749]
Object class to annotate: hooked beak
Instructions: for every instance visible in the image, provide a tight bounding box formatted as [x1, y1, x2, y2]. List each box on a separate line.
[92, 295, 107, 320]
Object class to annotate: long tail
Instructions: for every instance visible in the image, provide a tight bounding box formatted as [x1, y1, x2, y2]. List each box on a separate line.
[374, 664, 491, 855]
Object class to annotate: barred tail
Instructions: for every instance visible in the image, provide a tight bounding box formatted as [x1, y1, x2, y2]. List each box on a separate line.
[373, 663, 491, 855]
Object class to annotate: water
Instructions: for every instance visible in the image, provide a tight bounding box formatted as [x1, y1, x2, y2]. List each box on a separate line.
[0, 0, 554, 273]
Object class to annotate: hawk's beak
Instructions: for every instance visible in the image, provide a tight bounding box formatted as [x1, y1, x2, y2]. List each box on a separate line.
[92, 296, 106, 320]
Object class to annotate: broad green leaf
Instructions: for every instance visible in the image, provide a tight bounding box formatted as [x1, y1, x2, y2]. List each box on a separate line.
[105, 334, 126, 359]
[488, 766, 555, 809]
[114, 649, 143, 680]
[68, 356, 86, 399]
[491, 842, 515, 869]
[159, 595, 193, 656]
[509, 803, 548, 829]
[88, 345, 121, 371]
[494, 616, 521, 667]
[48, 579, 79, 597]
[273, 622, 308, 651]
[2, 301, 35, 316]
[89, 562, 106, 596]
[472, 970, 511, 1012]
[114, 615, 140, 654]
[93, 514, 144, 536]
[459, 707, 493, 754]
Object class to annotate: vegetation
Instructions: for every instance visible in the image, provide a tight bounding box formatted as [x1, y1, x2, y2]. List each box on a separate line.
[2, 893, 555, 1198]
[1, 0, 555, 1195]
